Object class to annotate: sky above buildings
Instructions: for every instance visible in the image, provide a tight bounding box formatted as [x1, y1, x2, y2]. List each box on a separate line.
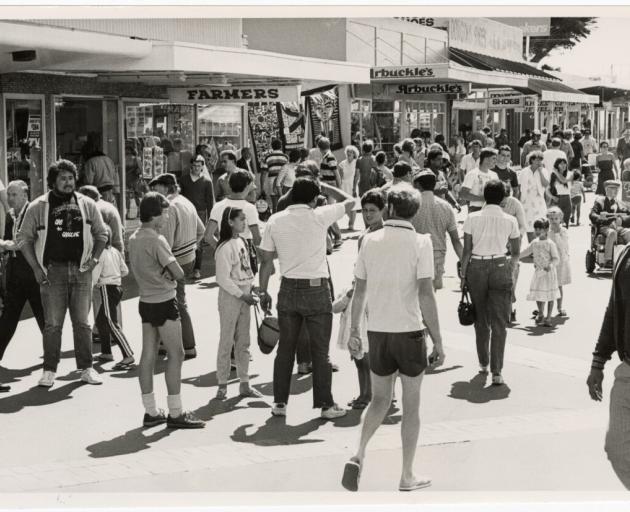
[543, 18, 630, 83]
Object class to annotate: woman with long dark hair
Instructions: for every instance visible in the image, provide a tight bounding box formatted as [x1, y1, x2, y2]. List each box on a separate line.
[214, 205, 261, 401]
[550, 157, 572, 228]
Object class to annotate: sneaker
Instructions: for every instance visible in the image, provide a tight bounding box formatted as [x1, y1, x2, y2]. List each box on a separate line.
[192, 269, 201, 280]
[143, 409, 167, 427]
[167, 411, 205, 429]
[38, 370, 56, 388]
[240, 386, 263, 398]
[297, 363, 312, 375]
[81, 368, 103, 385]
[321, 404, 347, 420]
[271, 402, 287, 417]
[96, 353, 114, 362]
[492, 374, 504, 386]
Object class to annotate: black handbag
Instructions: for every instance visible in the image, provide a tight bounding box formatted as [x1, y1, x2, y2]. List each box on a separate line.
[458, 284, 476, 326]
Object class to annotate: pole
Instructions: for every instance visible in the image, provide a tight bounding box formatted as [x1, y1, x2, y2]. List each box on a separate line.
[525, 36, 530, 62]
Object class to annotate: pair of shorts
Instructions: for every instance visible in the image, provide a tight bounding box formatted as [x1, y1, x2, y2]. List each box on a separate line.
[139, 298, 180, 327]
[571, 196, 582, 206]
[368, 330, 428, 377]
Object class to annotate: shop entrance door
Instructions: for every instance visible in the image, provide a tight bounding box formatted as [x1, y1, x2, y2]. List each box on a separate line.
[54, 97, 121, 212]
[4, 95, 46, 200]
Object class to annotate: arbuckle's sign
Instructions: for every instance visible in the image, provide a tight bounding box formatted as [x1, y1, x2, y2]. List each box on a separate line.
[370, 63, 449, 81]
[394, 82, 470, 95]
[168, 86, 298, 104]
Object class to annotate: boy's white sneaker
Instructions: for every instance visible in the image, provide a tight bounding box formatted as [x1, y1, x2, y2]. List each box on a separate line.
[81, 368, 103, 385]
[38, 370, 56, 388]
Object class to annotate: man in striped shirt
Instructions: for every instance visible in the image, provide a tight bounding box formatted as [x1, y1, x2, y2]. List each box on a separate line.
[150, 173, 205, 360]
[264, 139, 288, 213]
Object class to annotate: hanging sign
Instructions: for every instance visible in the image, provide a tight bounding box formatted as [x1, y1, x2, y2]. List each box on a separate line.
[452, 98, 488, 109]
[488, 95, 526, 108]
[168, 86, 298, 104]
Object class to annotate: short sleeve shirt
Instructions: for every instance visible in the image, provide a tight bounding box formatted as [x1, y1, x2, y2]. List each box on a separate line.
[462, 169, 499, 207]
[493, 166, 519, 189]
[355, 220, 434, 333]
[260, 203, 345, 279]
[463, 205, 520, 256]
[128, 227, 177, 303]
[210, 198, 260, 240]
[411, 194, 457, 254]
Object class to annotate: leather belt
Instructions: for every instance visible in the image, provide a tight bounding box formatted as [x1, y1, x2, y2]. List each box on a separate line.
[471, 254, 506, 260]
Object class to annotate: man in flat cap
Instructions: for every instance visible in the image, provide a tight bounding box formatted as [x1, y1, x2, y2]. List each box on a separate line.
[590, 180, 630, 267]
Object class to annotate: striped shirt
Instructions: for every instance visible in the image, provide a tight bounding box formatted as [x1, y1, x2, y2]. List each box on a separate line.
[260, 203, 346, 279]
[159, 193, 205, 266]
[265, 151, 289, 177]
[320, 150, 338, 182]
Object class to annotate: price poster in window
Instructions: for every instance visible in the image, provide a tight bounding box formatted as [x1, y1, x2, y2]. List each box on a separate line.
[142, 147, 153, 179]
[153, 146, 164, 175]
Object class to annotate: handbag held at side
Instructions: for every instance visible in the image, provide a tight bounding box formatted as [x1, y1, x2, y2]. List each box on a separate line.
[458, 284, 476, 326]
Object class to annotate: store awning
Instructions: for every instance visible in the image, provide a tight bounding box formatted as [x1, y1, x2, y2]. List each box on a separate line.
[580, 85, 630, 103]
[515, 79, 599, 104]
[0, 21, 152, 71]
[448, 47, 555, 79]
[41, 40, 371, 86]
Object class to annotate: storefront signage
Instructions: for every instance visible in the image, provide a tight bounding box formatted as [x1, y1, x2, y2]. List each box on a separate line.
[448, 18, 523, 62]
[370, 63, 449, 81]
[491, 18, 551, 37]
[488, 95, 526, 108]
[168, 86, 298, 104]
[452, 98, 488, 110]
[374, 82, 470, 98]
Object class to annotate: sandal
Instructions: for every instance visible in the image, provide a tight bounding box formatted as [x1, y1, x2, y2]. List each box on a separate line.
[239, 386, 263, 398]
[342, 458, 362, 492]
[535, 315, 544, 325]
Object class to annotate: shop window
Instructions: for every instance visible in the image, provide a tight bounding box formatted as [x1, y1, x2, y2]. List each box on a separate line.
[405, 101, 447, 140]
[351, 98, 400, 159]
[5, 97, 44, 199]
[123, 102, 194, 224]
[197, 104, 242, 155]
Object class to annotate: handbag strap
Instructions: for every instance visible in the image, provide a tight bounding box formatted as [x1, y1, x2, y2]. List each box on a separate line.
[461, 285, 471, 303]
[253, 304, 261, 330]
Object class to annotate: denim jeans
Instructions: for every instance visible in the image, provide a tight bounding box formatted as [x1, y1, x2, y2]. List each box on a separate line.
[40, 262, 94, 372]
[274, 278, 334, 408]
[466, 258, 513, 375]
[176, 261, 196, 352]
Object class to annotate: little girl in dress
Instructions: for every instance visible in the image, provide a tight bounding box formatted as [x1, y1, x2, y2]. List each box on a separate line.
[547, 206, 571, 317]
[520, 218, 561, 327]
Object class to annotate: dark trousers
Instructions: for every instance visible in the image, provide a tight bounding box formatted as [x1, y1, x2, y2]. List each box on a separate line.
[274, 278, 334, 408]
[557, 195, 571, 227]
[194, 210, 208, 271]
[0, 262, 45, 360]
[467, 258, 513, 375]
[94, 285, 133, 358]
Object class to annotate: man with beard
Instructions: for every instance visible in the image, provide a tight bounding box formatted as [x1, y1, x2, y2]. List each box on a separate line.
[18, 160, 108, 388]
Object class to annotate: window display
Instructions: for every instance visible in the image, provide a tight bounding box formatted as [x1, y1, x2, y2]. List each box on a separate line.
[5, 97, 44, 199]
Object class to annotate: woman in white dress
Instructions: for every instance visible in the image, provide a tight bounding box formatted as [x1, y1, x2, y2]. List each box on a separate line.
[339, 145, 360, 230]
[518, 150, 550, 241]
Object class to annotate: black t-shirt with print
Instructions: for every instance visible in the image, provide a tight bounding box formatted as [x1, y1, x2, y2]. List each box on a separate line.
[493, 165, 519, 189]
[43, 192, 84, 266]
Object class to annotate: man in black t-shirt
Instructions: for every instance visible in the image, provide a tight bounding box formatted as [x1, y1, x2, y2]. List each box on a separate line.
[18, 160, 108, 388]
[494, 145, 520, 199]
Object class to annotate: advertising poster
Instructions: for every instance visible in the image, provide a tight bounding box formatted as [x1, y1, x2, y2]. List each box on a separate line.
[247, 103, 281, 170]
[307, 87, 343, 151]
[153, 146, 164, 175]
[27, 114, 41, 147]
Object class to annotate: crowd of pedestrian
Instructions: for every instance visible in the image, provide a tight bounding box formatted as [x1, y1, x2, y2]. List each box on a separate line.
[2, 123, 630, 491]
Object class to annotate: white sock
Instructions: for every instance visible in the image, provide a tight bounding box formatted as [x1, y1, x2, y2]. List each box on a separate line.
[167, 394, 183, 418]
[141, 393, 158, 416]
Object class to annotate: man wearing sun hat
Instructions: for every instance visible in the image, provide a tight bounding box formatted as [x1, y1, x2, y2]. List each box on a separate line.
[590, 179, 630, 266]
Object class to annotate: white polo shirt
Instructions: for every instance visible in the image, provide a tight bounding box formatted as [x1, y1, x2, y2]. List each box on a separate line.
[260, 203, 345, 279]
[463, 205, 520, 257]
[354, 220, 434, 333]
[462, 168, 499, 208]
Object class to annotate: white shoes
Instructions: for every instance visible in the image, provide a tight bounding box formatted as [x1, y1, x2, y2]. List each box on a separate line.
[38, 370, 56, 388]
[80, 368, 103, 385]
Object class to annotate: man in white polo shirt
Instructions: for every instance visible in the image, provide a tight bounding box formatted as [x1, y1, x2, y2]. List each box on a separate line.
[461, 180, 521, 386]
[258, 177, 355, 420]
[460, 148, 499, 213]
[341, 184, 445, 493]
